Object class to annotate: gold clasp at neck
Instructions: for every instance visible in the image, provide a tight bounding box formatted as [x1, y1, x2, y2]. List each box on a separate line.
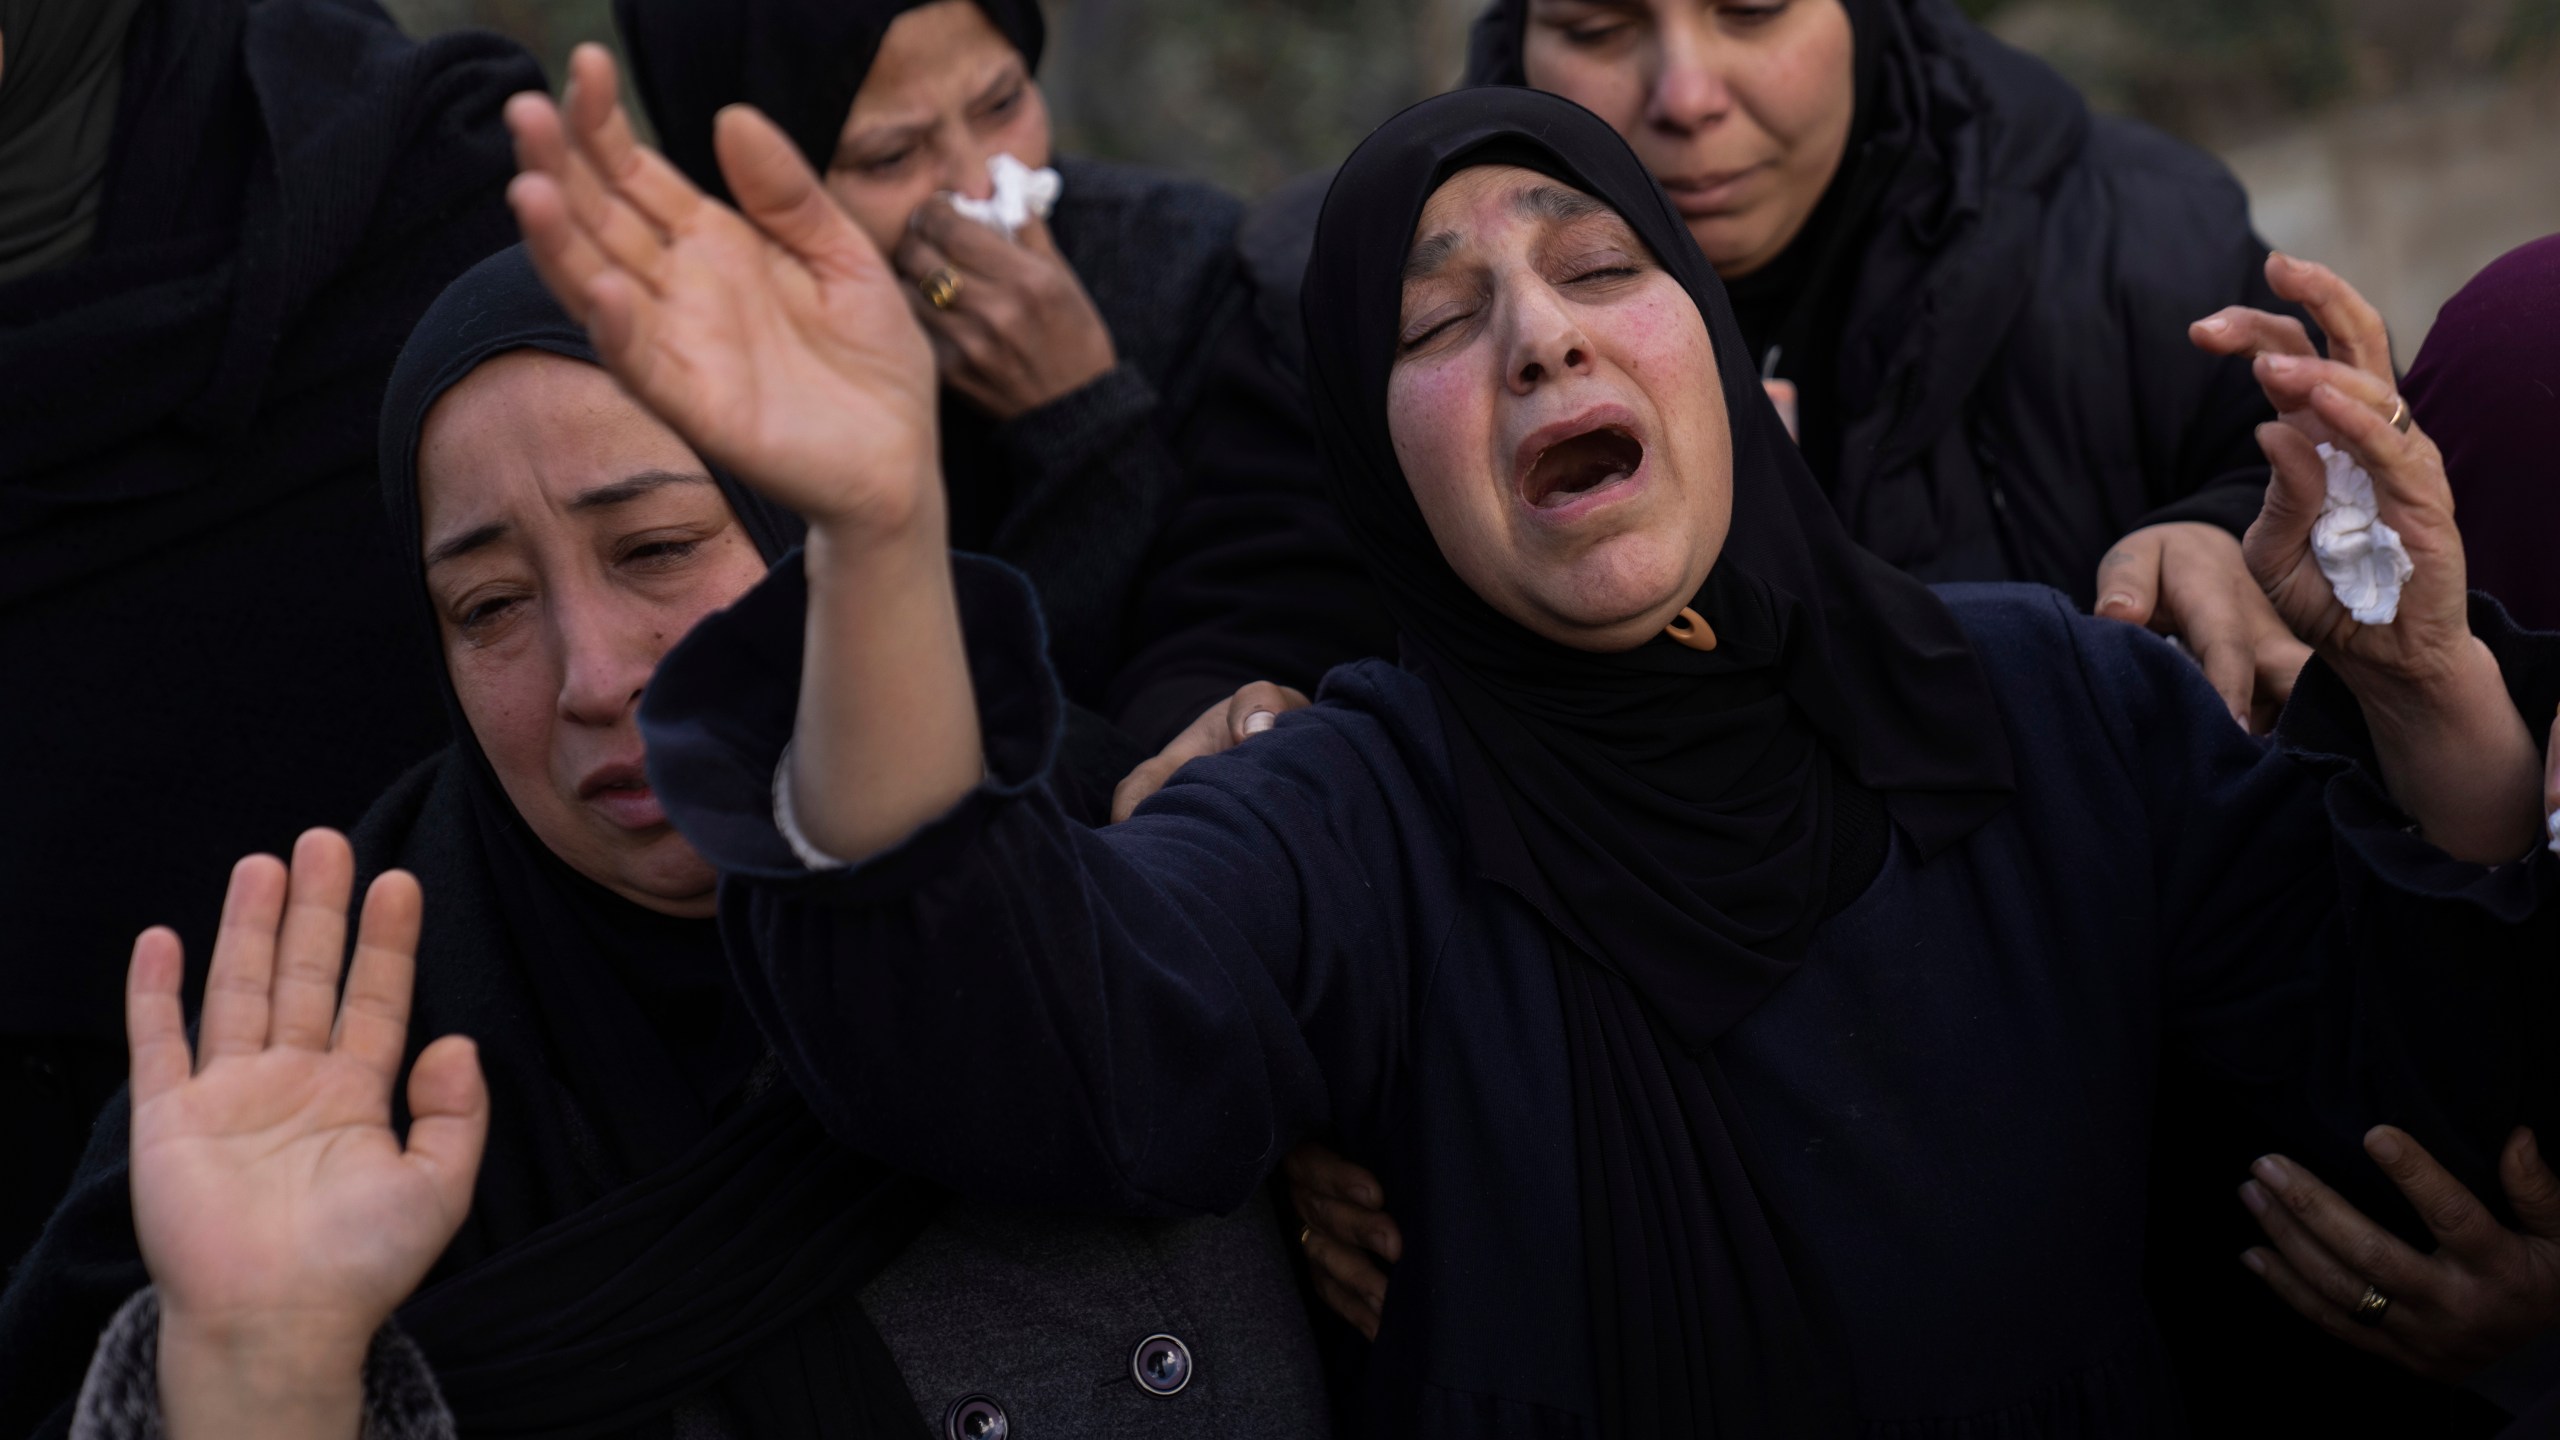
[1664, 606, 1717, 652]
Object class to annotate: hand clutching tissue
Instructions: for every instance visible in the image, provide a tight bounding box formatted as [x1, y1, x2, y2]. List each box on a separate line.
[2214, 271, 2545, 865]
[130, 831, 485, 1440]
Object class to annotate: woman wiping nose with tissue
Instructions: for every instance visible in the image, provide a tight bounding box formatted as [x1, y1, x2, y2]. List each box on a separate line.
[611, 0, 1395, 753]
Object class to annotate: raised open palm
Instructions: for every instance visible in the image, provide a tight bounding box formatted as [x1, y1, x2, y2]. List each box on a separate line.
[505, 46, 939, 533]
[128, 830, 485, 1357]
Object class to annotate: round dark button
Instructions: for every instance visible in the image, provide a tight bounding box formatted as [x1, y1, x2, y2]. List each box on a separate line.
[944, 1394, 1007, 1440]
[1130, 1333, 1193, 1397]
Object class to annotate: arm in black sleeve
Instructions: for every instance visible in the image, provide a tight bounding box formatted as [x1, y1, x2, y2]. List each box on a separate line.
[642, 552, 1436, 1217]
[2082, 597, 2559, 1228]
[1106, 301, 1398, 751]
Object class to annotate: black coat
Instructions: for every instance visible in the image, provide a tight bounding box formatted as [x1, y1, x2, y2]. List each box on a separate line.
[0, 0, 539, 1269]
[937, 155, 1393, 752]
[1240, 0, 2296, 606]
[641, 554, 2560, 1438]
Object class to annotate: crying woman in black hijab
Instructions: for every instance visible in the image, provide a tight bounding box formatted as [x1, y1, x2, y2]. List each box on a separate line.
[610, 0, 1392, 751]
[1233, 0, 2364, 736]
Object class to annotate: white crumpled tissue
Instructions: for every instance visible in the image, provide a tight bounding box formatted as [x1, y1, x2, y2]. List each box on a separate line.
[2309, 442, 2414, 626]
[945, 153, 1062, 240]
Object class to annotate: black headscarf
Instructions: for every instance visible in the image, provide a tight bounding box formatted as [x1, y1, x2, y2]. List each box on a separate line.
[1462, 0, 1906, 483]
[363, 245, 937, 1439]
[613, 0, 1045, 204]
[1300, 88, 2011, 1436]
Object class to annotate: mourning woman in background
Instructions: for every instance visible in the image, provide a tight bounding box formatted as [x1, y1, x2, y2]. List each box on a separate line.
[0, 246, 1330, 1440]
[612, 0, 1392, 752]
[502, 71, 2560, 1435]
[0, 0, 539, 1269]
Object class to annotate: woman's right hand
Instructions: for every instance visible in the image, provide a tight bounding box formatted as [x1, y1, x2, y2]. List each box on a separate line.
[132, 831, 486, 1439]
[505, 45, 940, 538]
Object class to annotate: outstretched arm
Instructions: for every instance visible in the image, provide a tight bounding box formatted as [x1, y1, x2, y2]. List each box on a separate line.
[506, 46, 979, 863]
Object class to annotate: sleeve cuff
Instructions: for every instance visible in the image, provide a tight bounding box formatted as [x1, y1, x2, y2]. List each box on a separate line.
[641, 547, 1066, 892]
[996, 363, 1159, 481]
[72, 1288, 453, 1440]
[2274, 592, 2560, 919]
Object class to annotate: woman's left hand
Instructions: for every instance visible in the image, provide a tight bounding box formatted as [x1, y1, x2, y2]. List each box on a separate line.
[894, 199, 1116, 420]
[2241, 1127, 2560, 1382]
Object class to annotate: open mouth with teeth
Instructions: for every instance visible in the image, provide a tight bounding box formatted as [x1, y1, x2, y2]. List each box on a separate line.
[1521, 426, 1645, 510]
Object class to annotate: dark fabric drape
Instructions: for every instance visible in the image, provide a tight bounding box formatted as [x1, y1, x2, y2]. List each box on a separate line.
[0, 0, 537, 1275]
[1297, 88, 2012, 1437]
[2403, 233, 2560, 632]
[611, 0, 1044, 206]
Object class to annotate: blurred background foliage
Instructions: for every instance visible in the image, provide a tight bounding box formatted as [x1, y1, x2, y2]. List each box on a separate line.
[385, 0, 2560, 347]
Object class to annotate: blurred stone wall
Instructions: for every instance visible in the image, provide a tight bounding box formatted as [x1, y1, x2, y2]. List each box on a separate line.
[387, 0, 2560, 350]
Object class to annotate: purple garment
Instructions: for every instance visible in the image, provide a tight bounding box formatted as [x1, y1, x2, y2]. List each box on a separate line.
[2404, 234, 2560, 630]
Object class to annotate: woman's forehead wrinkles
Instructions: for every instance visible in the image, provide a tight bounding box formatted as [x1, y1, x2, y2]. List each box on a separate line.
[1405, 173, 1620, 280]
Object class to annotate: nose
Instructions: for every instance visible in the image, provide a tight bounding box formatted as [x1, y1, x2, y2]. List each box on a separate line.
[1646, 25, 1733, 136]
[553, 592, 654, 729]
[1503, 280, 1595, 395]
[940, 132, 998, 202]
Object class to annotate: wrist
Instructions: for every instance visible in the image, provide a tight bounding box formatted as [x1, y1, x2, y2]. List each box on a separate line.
[159, 1306, 370, 1437]
[802, 453, 945, 554]
[2341, 636, 2503, 737]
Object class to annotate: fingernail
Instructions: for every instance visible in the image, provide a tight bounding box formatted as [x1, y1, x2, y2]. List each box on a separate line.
[2263, 354, 2298, 375]
[2521, 1129, 2540, 1167]
[1356, 1186, 1380, 1207]
[2099, 593, 2134, 613]
[2240, 1180, 2270, 1215]
[1243, 710, 1277, 735]
[2198, 315, 2228, 332]
[2367, 1129, 2405, 1166]
[2241, 1249, 2268, 1275]
[2253, 1155, 2292, 1192]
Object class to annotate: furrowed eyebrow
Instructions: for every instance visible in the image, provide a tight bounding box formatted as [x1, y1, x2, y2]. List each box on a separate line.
[1403, 229, 1464, 283]
[424, 521, 506, 569]
[969, 61, 1027, 110]
[1513, 183, 1611, 226]
[567, 468, 715, 513]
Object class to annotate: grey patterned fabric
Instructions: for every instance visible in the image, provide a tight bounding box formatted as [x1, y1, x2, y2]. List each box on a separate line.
[70, 1289, 454, 1440]
[68, 1195, 1329, 1440]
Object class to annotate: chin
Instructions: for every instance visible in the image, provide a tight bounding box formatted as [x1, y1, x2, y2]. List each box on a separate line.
[1526, 549, 1697, 648]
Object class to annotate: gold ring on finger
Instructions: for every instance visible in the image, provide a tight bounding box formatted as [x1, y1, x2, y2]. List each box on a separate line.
[2383, 394, 2411, 434]
[919, 266, 963, 311]
[2352, 1282, 2392, 1328]
[1298, 1224, 1315, 1249]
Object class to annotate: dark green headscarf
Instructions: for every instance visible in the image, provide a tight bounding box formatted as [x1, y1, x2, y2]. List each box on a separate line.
[0, 0, 146, 282]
